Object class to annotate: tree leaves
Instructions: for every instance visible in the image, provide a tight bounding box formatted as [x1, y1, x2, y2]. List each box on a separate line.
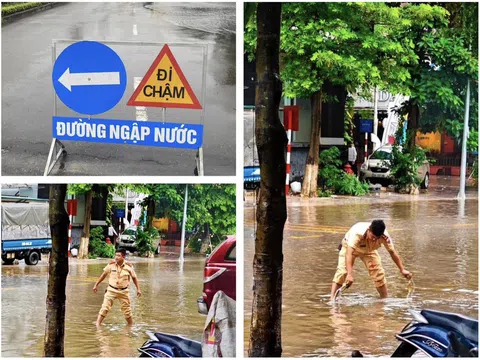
[67, 184, 236, 242]
[245, 2, 478, 148]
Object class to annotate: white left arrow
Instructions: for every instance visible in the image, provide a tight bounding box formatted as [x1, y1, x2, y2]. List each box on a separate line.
[58, 68, 120, 92]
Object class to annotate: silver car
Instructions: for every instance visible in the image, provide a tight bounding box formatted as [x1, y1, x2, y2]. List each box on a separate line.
[360, 145, 430, 189]
[117, 227, 137, 250]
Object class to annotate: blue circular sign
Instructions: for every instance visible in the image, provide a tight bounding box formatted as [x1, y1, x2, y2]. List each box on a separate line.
[52, 41, 127, 115]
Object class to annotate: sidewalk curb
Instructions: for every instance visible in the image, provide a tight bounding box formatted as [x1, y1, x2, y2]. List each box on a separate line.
[2, 3, 67, 25]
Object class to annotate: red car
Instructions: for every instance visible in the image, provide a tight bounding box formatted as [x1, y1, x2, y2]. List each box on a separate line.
[197, 235, 236, 315]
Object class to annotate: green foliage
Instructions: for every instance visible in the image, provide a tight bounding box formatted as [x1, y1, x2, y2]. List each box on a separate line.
[390, 126, 428, 192]
[68, 184, 94, 195]
[344, 97, 355, 146]
[187, 235, 203, 253]
[395, 3, 478, 151]
[88, 227, 115, 259]
[318, 147, 369, 196]
[317, 189, 333, 198]
[336, 174, 370, 196]
[470, 160, 478, 186]
[140, 184, 236, 239]
[74, 184, 236, 244]
[244, 2, 256, 28]
[68, 184, 114, 197]
[2, 2, 43, 16]
[245, 2, 420, 98]
[135, 227, 160, 257]
[318, 147, 344, 190]
[244, 2, 478, 152]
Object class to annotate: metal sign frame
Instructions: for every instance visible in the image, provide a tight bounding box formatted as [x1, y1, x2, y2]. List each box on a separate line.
[45, 39, 208, 176]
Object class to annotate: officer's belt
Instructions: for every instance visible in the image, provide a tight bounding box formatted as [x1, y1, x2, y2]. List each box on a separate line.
[109, 284, 128, 291]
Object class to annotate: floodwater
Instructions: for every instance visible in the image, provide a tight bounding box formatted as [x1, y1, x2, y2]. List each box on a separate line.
[244, 196, 478, 357]
[2, 256, 206, 357]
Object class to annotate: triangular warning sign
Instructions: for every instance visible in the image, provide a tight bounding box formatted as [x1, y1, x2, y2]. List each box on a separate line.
[127, 44, 202, 109]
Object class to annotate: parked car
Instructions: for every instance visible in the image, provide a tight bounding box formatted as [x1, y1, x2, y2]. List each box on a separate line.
[117, 227, 137, 250]
[197, 236, 236, 315]
[360, 145, 430, 188]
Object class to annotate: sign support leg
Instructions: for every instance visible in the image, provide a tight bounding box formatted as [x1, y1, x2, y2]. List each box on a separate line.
[198, 147, 204, 176]
[195, 147, 204, 176]
[44, 138, 67, 176]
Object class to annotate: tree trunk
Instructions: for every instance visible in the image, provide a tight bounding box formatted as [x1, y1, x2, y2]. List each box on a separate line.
[406, 100, 419, 151]
[78, 190, 92, 259]
[249, 3, 287, 357]
[146, 197, 155, 231]
[199, 223, 211, 254]
[301, 89, 322, 197]
[44, 184, 69, 357]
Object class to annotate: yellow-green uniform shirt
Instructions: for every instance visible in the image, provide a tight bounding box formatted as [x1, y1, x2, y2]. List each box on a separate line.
[345, 222, 394, 254]
[104, 261, 137, 289]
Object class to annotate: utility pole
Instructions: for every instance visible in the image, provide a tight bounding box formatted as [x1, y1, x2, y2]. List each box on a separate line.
[373, 87, 378, 136]
[458, 77, 471, 200]
[124, 188, 129, 228]
[179, 184, 188, 262]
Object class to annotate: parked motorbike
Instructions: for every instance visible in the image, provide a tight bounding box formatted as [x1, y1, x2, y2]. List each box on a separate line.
[353, 309, 478, 357]
[138, 331, 202, 358]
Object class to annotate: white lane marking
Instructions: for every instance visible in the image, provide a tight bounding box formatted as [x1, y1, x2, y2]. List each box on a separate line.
[133, 24, 138, 36]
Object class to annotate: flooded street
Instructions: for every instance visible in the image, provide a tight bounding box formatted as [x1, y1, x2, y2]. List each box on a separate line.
[2, 256, 205, 357]
[244, 194, 478, 357]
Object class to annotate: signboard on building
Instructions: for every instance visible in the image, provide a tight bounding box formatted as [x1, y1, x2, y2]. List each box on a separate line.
[354, 90, 393, 110]
[359, 119, 373, 133]
[115, 209, 126, 218]
[416, 131, 442, 152]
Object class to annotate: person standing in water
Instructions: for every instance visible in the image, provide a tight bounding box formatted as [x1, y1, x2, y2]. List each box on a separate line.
[93, 248, 141, 326]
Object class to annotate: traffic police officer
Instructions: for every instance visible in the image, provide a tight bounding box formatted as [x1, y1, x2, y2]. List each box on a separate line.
[330, 220, 412, 300]
[93, 248, 141, 326]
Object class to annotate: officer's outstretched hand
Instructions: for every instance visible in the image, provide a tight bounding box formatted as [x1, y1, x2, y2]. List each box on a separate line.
[345, 274, 354, 288]
[137, 289, 142, 297]
[401, 269, 413, 280]
[93, 285, 98, 293]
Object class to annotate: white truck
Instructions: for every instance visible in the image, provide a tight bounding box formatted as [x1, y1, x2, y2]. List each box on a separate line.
[1, 201, 52, 265]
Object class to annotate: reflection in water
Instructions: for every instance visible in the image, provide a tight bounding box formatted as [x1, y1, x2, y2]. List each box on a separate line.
[244, 199, 478, 357]
[2, 257, 205, 357]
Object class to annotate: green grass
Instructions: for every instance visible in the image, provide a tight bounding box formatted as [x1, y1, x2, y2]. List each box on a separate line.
[2, 2, 46, 16]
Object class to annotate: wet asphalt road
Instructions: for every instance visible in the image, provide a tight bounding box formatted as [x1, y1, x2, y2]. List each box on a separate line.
[2, 2, 236, 176]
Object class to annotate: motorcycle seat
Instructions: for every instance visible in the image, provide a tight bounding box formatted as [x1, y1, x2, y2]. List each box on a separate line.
[421, 309, 478, 344]
[154, 332, 202, 357]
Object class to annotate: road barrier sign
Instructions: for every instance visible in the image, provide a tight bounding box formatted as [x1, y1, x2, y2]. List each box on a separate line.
[46, 40, 208, 176]
[127, 44, 201, 109]
[52, 41, 127, 115]
[53, 116, 203, 149]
